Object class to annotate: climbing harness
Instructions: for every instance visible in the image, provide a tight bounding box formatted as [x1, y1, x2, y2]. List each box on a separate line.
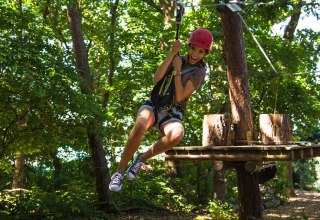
[150, 0, 186, 110]
[150, 57, 201, 110]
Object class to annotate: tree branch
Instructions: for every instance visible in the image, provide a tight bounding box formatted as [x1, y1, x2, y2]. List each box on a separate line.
[283, 0, 303, 42]
[142, 0, 164, 15]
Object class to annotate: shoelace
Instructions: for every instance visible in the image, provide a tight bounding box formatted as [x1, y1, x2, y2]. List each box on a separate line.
[112, 173, 122, 184]
[132, 162, 145, 173]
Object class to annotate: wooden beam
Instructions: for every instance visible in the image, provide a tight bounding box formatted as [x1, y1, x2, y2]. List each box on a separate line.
[213, 161, 237, 171]
[164, 143, 320, 162]
[244, 161, 276, 173]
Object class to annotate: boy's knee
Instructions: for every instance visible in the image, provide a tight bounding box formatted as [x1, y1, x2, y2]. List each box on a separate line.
[133, 120, 149, 133]
[168, 129, 184, 145]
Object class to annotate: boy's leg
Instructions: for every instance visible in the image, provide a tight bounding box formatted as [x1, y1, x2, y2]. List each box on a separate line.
[140, 121, 184, 162]
[109, 107, 154, 192]
[125, 121, 184, 181]
[117, 107, 155, 172]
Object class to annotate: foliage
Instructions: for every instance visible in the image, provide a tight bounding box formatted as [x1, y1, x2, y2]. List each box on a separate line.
[111, 159, 240, 216]
[293, 159, 319, 191]
[292, 126, 320, 191]
[206, 200, 238, 220]
[262, 162, 293, 201]
[0, 183, 104, 219]
[24, 154, 93, 191]
[112, 159, 198, 212]
[0, 0, 319, 218]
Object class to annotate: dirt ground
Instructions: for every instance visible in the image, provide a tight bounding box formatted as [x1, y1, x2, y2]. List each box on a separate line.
[114, 189, 320, 220]
[263, 189, 320, 220]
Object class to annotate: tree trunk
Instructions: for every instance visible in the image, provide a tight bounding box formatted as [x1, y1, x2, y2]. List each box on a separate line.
[102, 0, 119, 107]
[281, 1, 302, 196]
[12, 152, 25, 189]
[283, 0, 302, 42]
[218, 3, 261, 219]
[202, 114, 230, 201]
[50, 151, 62, 189]
[260, 114, 294, 196]
[87, 123, 113, 205]
[67, 0, 113, 208]
[159, 0, 175, 29]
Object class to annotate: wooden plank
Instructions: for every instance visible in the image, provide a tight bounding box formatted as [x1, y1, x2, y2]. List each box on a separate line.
[167, 143, 320, 151]
[168, 144, 300, 151]
[164, 143, 320, 162]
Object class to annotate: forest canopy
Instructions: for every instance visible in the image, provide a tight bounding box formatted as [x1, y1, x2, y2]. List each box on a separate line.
[0, 0, 319, 219]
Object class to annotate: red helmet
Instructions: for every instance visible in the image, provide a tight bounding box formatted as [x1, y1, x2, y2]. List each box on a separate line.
[188, 28, 213, 52]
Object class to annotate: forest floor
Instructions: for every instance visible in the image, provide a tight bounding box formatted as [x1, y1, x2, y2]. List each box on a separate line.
[263, 189, 320, 220]
[114, 189, 320, 220]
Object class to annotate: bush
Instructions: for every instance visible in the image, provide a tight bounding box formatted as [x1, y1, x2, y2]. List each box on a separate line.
[206, 200, 238, 220]
[0, 181, 103, 219]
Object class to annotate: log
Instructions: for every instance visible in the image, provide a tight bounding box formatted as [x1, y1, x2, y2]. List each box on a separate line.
[202, 114, 230, 202]
[202, 114, 230, 146]
[259, 114, 294, 195]
[244, 161, 276, 173]
[213, 161, 236, 171]
[260, 114, 292, 145]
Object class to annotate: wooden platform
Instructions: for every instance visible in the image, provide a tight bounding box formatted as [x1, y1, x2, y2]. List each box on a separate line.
[164, 142, 320, 161]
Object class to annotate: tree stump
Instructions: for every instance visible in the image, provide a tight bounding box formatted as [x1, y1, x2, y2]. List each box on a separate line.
[203, 114, 230, 201]
[260, 114, 294, 196]
[260, 114, 292, 145]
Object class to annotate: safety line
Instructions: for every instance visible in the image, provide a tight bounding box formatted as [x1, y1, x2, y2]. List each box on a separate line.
[238, 13, 279, 75]
[238, 13, 281, 113]
[184, 1, 275, 7]
[239, 13, 319, 78]
[290, 70, 320, 76]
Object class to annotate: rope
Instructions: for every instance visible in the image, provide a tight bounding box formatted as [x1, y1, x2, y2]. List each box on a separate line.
[159, 74, 173, 96]
[175, 0, 184, 45]
[274, 77, 279, 114]
[238, 13, 279, 75]
[183, 1, 275, 7]
[238, 13, 281, 113]
[289, 70, 320, 76]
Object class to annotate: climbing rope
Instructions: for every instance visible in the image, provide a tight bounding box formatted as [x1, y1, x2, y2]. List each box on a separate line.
[238, 14, 279, 75]
[175, 0, 184, 41]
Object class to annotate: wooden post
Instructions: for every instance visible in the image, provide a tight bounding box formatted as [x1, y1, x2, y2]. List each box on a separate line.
[260, 114, 292, 145]
[203, 114, 230, 201]
[260, 114, 294, 196]
[202, 114, 230, 147]
[216, 2, 261, 218]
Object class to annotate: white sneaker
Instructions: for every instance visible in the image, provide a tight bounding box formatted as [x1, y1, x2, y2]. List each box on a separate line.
[109, 172, 123, 192]
[126, 153, 145, 180]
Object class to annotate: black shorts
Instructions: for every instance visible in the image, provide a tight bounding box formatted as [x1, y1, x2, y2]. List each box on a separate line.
[139, 100, 184, 131]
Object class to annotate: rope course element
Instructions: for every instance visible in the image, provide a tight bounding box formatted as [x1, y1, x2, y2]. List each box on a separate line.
[165, 142, 320, 162]
[239, 14, 279, 75]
